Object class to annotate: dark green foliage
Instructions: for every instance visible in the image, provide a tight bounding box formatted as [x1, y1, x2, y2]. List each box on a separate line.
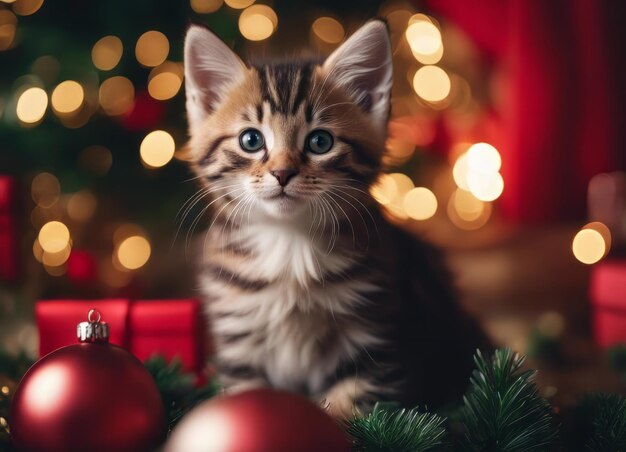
[607, 344, 626, 380]
[460, 348, 559, 451]
[346, 403, 448, 451]
[584, 393, 626, 451]
[137, 355, 219, 431]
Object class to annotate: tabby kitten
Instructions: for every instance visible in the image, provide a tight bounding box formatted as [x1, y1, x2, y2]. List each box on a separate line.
[183, 20, 486, 417]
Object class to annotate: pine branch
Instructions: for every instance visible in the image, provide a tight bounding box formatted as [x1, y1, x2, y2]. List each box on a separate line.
[584, 393, 626, 451]
[346, 403, 448, 452]
[460, 348, 559, 451]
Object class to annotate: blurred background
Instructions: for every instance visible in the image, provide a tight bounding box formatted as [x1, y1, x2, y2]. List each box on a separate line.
[1, 0, 626, 421]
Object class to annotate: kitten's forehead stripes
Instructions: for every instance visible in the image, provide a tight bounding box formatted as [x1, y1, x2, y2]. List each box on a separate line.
[254, 62, 315, 116]
[201, 134, 235, 165]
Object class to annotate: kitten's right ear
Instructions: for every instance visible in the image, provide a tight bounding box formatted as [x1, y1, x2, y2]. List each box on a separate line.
[184, 25, 247, 132]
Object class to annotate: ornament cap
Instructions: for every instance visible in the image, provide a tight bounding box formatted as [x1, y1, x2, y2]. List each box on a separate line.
[77, 309, 109, 343]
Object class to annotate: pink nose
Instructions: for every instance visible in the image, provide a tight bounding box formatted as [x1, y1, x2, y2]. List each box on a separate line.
[270, 169, 298, 187]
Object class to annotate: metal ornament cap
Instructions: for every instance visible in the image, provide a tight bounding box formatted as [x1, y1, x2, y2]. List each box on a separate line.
[77, 308, 109, 343]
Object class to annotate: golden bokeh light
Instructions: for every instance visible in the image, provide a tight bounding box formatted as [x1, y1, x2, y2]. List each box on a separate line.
[44, 263, 66, 277]
[572, 228, 605, 265]
[584, 222, 611, 254]
[447, 191, 492, 230]
[113, 223, 146, 245]
[38, 221, 70, 253]
[99, 76, 134, 116]
[67, 190, 97, 222]
[412, 66, 450, 103]
[312, 17, 344, 44]
[135, 31, 169, 67]
[403, 187, 437, 220]
[405, 20, 443, 64]
[116, 235, 151, 270]
[225, 0, 254, 8]
[140, 130, 176, 168]
[42, 242, 71, 267]
[537, 311, 565, 339]
[452, 152, 471, 191]
[190, 0, 223, 13]
[370, 174, 398, 205]
[33, 238, 43, 263]
[16, 87, 48, 124]
[467, 171, 504, 202]
[31, 172, 60, 208]
[51, 80, 84, 115]
[79, 145, 113, 175]
[12, 0, 44, 16]
[0, 10, 17, 51]
[467, 142, 501, 174]
[239, 5, 277, 41]
[385, 137, 415, 165]
[148, 61, 183, 101]
[389, 173, 414, 197]
[91, 35, 123, 71]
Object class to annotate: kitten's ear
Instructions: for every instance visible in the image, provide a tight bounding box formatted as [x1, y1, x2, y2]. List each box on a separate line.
[322, 20, 393, 132]
[184, 25, 247, 132]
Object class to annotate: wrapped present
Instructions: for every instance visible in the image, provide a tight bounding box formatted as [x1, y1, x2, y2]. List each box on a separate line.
[36, 298, 207, 374]
[590, 259, 626, 347]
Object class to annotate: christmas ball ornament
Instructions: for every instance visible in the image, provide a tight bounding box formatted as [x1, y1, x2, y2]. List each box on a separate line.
[165, 388, 350, 452]
[11, 309, 165, 452]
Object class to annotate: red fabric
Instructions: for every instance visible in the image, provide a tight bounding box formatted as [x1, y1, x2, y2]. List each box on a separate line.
[589, 260, 626, 347]
[427, 0, 626, 223]
[36, 299, 206, 373]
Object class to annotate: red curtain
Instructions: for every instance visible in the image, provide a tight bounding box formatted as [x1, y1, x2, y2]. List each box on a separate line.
[427, 0, 626, 223]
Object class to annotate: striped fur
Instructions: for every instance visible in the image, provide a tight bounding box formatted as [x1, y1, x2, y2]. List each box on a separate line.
[184, 21, 487, 417]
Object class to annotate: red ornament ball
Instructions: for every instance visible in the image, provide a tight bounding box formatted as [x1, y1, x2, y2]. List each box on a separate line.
[10, 343, 165, 452]
[165, 388, 350, 452]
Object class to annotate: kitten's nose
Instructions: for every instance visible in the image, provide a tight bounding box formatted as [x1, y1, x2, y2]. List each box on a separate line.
[270, 169, 298, 187]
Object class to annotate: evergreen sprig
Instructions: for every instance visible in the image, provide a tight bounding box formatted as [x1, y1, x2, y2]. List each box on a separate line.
[346, 403, 448, 452]
[143, 355, 219, 431]
[460, 348, 559, 451]
[584, 393, 626, 451]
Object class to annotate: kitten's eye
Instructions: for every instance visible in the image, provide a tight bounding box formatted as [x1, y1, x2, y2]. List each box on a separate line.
[239, 129, 265, 152]
[306, 130, 334, 154]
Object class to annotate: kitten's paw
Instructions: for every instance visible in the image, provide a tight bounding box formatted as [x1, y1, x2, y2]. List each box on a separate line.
[319, 377, 370, 420]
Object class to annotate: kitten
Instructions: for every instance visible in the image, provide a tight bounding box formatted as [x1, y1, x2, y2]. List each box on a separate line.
[183, 20, 487, 417]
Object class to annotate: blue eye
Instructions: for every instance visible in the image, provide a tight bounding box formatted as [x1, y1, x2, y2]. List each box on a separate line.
[306, 130, 334, 154]
[239, 129, 265, 152]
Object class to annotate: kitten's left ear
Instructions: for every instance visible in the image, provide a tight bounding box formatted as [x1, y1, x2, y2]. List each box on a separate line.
[323, 20, 393, 133]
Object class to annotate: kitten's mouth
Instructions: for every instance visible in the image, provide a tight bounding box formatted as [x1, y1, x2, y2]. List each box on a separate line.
[266, 191, 295, 200]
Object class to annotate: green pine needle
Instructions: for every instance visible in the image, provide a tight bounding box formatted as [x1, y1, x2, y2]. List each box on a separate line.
[346, 403, 448, 451]
[585, 393, 626, 451]
[460, 348, 559, 451]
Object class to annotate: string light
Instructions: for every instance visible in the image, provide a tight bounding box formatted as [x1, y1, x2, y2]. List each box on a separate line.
[135, 31, 169, 67]
[572, 228, 605, 265]
[467, 171, 504, 202]
[16, 87, 48, 124]
[467, 142, 502, 174]
[38, 221, 70, 253]
[91, 35, 123, 71]
[311, 17, 344, 44]
[412, 66, 450, 102]
[148, 61, 183, 101]
[405, 20, 443, 64]
[238, 5, 277, 41]
[140, 130, 176, 168]
[453, 143, 504, 202]
[190, 0, 223, 13]
[51, 80, 84, 115]
[403, 187, 437, 220]
[99, 76, 134, 116]
[115, 235, 151, 270]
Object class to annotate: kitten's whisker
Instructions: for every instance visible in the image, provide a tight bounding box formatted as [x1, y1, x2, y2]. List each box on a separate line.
[325, 191, 356, 247]
[327, 188, 371, 249]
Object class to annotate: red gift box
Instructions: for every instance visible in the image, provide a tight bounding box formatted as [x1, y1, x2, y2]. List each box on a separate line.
[0, 176, 15, 213]
[590, 259, 626, 347]
[36, 299, 206, 374]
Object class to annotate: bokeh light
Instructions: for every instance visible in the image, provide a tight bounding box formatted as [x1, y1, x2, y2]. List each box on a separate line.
[12, 0, 44, 16]
[239, 5, 277, 41]
[405, 20, 443, 64]
[99, 76, 134, 116]
[370, 174, 398, 205]
[467, 171, 504, 202]
[403, 187, 437, 220]
[224, 0, 254, 8]
[572, 228, 605, 265]
[67, 190, 97, 222]
[584, 221, 612, 254]
[447, 191, 492, 230]
[79, 145, 112, 175]
[467, 142, 502, 174]
[42, 242, 71, 267]
[135, 30, 169, 67]
[116, 235, 151, 270]
[413, 66, 450, 102]
[91, 35, 123, 71]
[0, 10, 17, 51]
[140, 130, 176, 168]
[16, 87, 48, 124]
[312, 17, 344, 44]
[452, 152, 471, 191]
[51, 80, 84, 115]
[148, 61, 183, 101]
[190, 0, 223, 13]
[38, 221, 70, 253]
[31, 172, 60, 208]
